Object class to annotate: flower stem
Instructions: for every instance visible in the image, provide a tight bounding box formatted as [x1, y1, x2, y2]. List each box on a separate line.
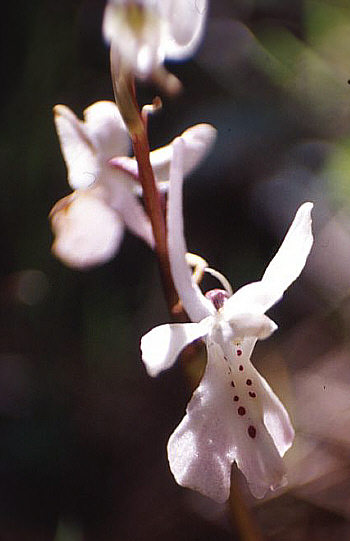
[132, 127, 180, 313]
[110, 48, 183, 317]
[229, 471, 264, 541]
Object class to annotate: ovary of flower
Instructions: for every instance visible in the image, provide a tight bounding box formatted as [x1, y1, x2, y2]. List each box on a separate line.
[140, 137, 314, 502]
[103, 0, 208, 83]
[50, 100, 216, 269]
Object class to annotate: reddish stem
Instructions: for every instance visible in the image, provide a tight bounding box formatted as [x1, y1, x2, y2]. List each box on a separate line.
[133, 130, 180, 313]
[124, 75, 183, 317]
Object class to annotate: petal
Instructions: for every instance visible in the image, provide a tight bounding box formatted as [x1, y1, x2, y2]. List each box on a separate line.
[140, 319, 210, 377]
[228, 313, 278, 341]
[261, 202, 314, 295]
[112, 181, 154, 248]
[146, 142, 172, 183]
[149, 123, 217, 183]
[181, 123, 217, 177]
[168, 338, 289, 502]
[95, 165, 153, 248]
[50, 190, 124, 269]
[102, 3, 118, 44]
[210, 314, 277, 345]
[109, 123, 217, 188]
[161, 0, 208, 60]
[257, 374, 295, 457]
[219, 338, 293, 491]
[168, 138, 215, 322]
[83, 101, 130, 159]
[219, 338, 295, 457]
[167, 341, 234, 502]
[223, 202, 314, 319]
[109, 156, 139, 182]
[234, 416, 287, 499]
[53, 105, 98, 190]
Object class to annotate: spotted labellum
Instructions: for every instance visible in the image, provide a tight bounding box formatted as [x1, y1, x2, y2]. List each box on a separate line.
[141, 137, 314, 502]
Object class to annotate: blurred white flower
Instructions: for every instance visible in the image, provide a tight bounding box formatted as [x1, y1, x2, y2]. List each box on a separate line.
[50, 100, 216, 269]
[141, 138, 313, 502]
[103, 0, 208, 84]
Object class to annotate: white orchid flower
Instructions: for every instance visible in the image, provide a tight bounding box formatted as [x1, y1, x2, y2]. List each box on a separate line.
[103, 0, 208, 83]
[141, 138, 313, 502]
[50, 100, 216, 269]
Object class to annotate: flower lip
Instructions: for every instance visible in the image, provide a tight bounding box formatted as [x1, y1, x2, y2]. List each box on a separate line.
[205, 288, 230, 311]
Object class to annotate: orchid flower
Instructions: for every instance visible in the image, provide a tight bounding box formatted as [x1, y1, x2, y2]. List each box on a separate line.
[103, 0, 208, 85]
[141, 138, 313, 502]
[50, 100, 216, 269]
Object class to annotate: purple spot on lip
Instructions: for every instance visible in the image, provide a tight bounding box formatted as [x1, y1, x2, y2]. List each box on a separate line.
[248, 425, 256, 438]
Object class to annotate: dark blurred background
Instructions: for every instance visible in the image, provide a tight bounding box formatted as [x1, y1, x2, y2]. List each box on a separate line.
[2, 0, 350, 539]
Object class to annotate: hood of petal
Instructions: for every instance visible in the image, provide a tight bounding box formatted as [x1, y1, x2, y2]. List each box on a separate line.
[54, 101, 130, 191]
[161, 0, 208, 60]
[83, 101, 130, 159]
[149, 123, 217, 184]
[103, 0, 208, 77]
[103, 3, 163, 78]
[54, 105, 99, 190]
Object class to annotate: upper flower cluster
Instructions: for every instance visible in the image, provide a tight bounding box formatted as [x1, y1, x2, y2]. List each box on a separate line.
[50, 100, 216, 269]
[141, 137, 314, 501]
[103, 0, 208, 86]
